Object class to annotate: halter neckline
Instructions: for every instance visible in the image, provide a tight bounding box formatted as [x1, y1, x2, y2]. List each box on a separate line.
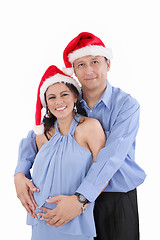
[54, 114, 82, 136]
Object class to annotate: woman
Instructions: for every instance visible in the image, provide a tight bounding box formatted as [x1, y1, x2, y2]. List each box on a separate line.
[23, 65, 106, 240]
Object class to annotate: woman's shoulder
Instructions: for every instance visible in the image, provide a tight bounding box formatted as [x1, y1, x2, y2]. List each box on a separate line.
[79, 116, 102, 129]
[36, 126, 55, 151]
[76, 116, 103, 136]
[75, 116, 106, 158]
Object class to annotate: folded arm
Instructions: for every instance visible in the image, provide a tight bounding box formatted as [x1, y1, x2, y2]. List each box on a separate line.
[77, 97, 140, 201]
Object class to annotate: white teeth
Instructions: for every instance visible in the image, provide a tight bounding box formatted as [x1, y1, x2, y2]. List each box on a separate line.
[56, 106, 66, 111]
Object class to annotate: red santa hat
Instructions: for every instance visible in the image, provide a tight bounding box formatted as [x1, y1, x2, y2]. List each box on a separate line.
[33, 65, 81, 135]
[63, 32, 113, 76]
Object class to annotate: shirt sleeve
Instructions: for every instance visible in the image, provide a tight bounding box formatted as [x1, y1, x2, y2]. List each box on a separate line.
[76, 97, 140, 202]
[14, 130, 37, 179]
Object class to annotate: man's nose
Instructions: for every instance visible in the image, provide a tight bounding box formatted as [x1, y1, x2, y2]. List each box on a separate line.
[85, 65, 94, 75]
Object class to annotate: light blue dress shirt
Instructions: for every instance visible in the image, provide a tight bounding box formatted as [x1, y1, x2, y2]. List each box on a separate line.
[15, 80, 146, 202]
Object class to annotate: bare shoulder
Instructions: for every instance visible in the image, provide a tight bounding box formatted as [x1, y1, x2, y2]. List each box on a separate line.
[74, 116, 106, 157]
[75, 116, 104, 137]
[36, 126, 55, 151]
[79, 116, 103, 131]
[36, 134, 47, 151]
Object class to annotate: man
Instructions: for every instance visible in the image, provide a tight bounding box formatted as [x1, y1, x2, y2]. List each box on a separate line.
[14, 32, 146, 240]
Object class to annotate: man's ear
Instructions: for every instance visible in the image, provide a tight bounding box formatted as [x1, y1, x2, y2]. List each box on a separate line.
[107, 59, 111, 71]
[74, 70, 77, 77]
[73, 64, 77, 77]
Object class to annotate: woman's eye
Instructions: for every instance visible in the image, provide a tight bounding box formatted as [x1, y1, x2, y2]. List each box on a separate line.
[48, 96, 55, 100]
[62, 94, 69, 97]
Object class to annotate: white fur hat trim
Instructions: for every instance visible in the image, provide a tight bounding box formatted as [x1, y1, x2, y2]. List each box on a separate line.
[33, 124, 44, 135]
[62, 67, 74, 76]
[68, 45, 113, 64]
[40, 73, 81, 108]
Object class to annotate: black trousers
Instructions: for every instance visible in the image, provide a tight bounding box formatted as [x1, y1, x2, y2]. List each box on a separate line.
[94, 189, 139, 240]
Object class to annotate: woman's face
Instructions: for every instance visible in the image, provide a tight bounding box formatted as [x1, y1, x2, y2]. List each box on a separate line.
[45, 83, 77, 120]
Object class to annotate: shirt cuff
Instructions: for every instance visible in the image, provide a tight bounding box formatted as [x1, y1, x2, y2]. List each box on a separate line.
[14, 161, 32, 179]
[76, 178, 100, 202]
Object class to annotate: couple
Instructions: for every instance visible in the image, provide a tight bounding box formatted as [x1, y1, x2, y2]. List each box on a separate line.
[14, 32, 146, 240]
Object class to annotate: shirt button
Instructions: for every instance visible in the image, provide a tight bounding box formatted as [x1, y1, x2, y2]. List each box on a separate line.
[90, 110, 92, 113]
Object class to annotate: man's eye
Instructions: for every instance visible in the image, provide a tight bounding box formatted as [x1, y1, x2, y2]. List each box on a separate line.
[78, 63, 84, 68]
[93, 60, 98, 64]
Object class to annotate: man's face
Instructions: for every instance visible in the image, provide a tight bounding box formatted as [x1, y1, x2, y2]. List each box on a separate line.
[74, 55, 110, 92]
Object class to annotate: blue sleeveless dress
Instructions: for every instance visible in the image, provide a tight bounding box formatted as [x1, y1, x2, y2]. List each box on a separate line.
[27, 114, 96, 240]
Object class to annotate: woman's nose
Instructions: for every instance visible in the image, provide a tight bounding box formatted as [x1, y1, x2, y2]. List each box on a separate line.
[55, 98, 63, 105]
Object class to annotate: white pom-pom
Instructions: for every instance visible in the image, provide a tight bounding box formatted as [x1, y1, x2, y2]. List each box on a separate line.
[62, 67, 74, 76]
[33, 124, 44, 135]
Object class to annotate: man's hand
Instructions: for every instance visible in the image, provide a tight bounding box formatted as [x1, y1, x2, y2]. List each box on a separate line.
[14, 172, 40, 219]
[38, 195, 86, 227]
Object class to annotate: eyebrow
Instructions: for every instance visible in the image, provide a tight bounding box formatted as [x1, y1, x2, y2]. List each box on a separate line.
[76, 57, 99, 65]
[47, 90, 70, 97]
[60, 90, 70, 94]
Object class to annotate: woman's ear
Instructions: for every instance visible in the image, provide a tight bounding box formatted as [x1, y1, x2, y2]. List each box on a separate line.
[74, 98, 78, 105]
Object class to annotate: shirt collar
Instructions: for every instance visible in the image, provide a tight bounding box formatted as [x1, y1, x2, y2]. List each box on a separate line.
[80, 80, 112, 110]
[101, 80, 112, 110]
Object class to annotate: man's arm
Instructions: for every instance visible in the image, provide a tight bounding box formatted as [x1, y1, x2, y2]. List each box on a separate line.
[77, 97, 141, 201]
[14, 130, 39, 218]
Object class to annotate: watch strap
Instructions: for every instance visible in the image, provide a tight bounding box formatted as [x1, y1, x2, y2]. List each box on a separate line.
[81, 205, 87, 213]
[74, 192, 89, 205]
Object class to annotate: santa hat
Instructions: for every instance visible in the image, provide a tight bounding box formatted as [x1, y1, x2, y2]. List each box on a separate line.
[63, 32, 113, 76]
[33, 65, 81, 135]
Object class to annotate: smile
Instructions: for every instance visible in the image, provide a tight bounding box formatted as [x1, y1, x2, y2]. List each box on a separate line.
[56, 106, 67, 111]
[84, 77, 97, 81]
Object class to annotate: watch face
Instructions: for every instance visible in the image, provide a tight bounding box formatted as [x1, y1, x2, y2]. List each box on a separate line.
[79, 194, 86, 203]
[75, 193, 88, 204]
[79, 195, 86, 202]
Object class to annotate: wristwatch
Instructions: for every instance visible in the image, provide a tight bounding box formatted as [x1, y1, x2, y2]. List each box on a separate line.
[74, 192, 89, 213]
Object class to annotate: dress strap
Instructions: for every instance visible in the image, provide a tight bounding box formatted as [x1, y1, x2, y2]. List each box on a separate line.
[54, 120, 59, 133]
[54, 114, 82, 136]
[69, 114, 82, 136]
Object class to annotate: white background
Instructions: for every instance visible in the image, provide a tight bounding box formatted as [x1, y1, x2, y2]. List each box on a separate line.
[0, 0, 160, 239]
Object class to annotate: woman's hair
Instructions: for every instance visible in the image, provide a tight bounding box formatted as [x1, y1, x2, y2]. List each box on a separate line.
[43, 83, 87, 133]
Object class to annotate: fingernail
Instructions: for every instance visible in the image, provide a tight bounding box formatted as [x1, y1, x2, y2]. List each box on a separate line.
[47, 196, 52, 200]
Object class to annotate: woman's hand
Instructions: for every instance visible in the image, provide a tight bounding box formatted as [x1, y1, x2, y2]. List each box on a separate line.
[38, 195, 84, 227]
[14, 172, 40, 219]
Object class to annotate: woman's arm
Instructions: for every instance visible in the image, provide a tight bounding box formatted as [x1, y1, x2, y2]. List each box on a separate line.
[14, 130, 39, 218]
[85, 118, 106, 162]
[85, 119, 108, 193]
